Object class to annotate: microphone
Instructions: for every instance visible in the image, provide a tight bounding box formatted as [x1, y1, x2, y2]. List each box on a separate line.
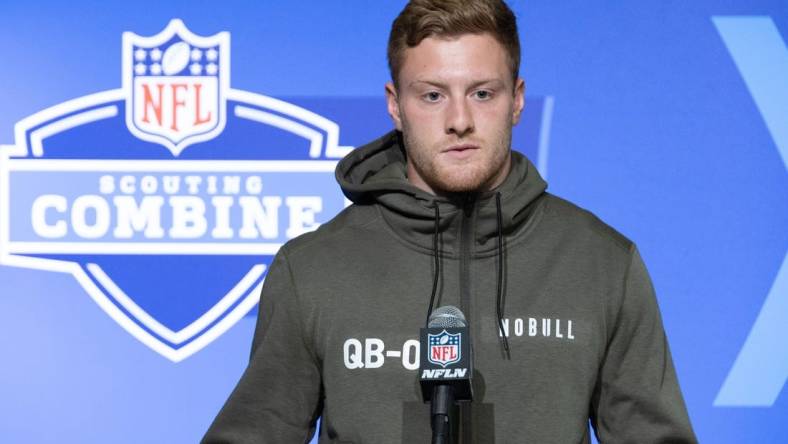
[420, 306, 473, 444]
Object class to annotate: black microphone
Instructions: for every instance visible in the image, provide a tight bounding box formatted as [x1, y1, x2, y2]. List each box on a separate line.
[420, 305, 473, 444]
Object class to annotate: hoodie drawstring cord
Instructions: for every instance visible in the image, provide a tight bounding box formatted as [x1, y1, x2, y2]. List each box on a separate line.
[425, 203, 441, 327]
[425, 196, 509, 359]
[496, 193, 511, 359]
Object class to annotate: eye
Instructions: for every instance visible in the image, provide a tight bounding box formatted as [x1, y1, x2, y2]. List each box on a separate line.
[423, 91, 443, 103]
[474, 90, 494, 100]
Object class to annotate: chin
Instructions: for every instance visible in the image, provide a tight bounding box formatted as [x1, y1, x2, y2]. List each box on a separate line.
[431, 173, 490, 194]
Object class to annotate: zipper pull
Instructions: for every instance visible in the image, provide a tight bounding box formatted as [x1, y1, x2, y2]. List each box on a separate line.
[462, 193, 475, 218]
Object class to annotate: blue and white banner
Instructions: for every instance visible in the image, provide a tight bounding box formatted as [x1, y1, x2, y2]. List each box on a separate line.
[0, 1, 785, 443]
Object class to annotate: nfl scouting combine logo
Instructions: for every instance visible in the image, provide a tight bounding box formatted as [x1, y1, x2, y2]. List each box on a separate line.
[0, 20, 352, 361]
[428, 330, 461, 368]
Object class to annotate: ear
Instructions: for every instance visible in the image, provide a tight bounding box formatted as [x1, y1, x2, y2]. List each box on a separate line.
[512, 77, 525, 125]
[385, 82, 403, 131]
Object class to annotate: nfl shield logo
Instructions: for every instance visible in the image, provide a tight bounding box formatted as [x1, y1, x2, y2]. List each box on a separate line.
[123, 19, 228, 156]
[428, 330, 462, 368]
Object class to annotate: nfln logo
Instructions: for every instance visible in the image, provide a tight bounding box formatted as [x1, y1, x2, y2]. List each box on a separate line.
[0, 19, 352, 362]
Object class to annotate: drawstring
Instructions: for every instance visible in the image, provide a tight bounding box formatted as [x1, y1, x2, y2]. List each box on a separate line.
[496, 193, 511, 359]
[425, 202, 441, 327]
[424, 196, 510, 360]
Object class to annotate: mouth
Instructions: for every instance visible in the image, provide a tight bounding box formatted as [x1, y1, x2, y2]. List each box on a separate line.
[442, 144, 480, 160]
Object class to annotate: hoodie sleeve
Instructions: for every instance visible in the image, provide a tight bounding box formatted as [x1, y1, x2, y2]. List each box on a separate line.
[590, 245, 697, 443]
[202, 249, 322, 444]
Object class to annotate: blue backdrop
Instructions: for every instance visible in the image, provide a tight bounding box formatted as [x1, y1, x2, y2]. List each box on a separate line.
[0, 1, 786, 442]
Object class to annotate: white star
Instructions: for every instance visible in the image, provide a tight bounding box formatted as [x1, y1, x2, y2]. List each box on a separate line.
[206, 48, 218, 61]
[190, 48, 202, 61]
[134, 63, 147, 75]
[205, 63, 218, 75]
[190, 62, 203, 75]
[134, 48, 146, 61]
[150, 63, 162, 75]
[150, 48, 162, 61]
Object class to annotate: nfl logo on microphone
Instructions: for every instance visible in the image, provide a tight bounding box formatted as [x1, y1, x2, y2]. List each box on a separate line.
[428, 330, 462, 368]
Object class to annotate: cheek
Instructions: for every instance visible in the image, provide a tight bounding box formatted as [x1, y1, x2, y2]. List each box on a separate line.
[477, 102, 513, 123]
[403, 112, 446, 141]
[478, 108, 515, 139]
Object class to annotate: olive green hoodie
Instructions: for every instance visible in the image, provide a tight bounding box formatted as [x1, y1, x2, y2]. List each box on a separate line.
[203, 131, 696, 443]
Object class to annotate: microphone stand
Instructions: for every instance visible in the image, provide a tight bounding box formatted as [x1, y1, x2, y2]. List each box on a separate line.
[431, 385, 455, 444]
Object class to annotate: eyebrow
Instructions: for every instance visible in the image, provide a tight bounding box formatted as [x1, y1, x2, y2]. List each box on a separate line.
[408, 78, 506, 90]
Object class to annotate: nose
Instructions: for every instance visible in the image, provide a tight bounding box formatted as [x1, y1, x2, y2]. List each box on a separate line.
[445, 97, 474, 137]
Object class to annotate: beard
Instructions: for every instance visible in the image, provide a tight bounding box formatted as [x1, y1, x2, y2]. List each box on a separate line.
[401, 119, 513, 194]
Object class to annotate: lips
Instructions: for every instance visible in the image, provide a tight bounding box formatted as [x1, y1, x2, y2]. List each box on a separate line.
[442, 144, 480, 160]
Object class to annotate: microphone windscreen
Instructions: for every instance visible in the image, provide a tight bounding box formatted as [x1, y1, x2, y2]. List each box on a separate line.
[428, 305, 467, 328]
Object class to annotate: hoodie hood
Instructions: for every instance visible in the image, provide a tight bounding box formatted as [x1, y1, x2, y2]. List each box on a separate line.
[336, 130, 548, 257]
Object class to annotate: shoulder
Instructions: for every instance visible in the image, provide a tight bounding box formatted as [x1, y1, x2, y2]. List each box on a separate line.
[272, 203, 384, 313]
[279, 202, 380, 259]
[539, 193, 633, 255]
[536, 195, 650, 341]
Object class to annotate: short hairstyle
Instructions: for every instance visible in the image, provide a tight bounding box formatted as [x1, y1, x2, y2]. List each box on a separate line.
[387, 0, 521, 87]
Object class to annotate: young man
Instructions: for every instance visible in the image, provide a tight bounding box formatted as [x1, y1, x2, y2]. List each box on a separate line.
[203, 1, 697, 442]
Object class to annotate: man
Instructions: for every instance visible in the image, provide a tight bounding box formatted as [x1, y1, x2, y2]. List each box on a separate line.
[203, 0, 697, 442]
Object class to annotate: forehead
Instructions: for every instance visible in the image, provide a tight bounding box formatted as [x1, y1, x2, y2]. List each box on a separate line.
[399, 33, 511, 86]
